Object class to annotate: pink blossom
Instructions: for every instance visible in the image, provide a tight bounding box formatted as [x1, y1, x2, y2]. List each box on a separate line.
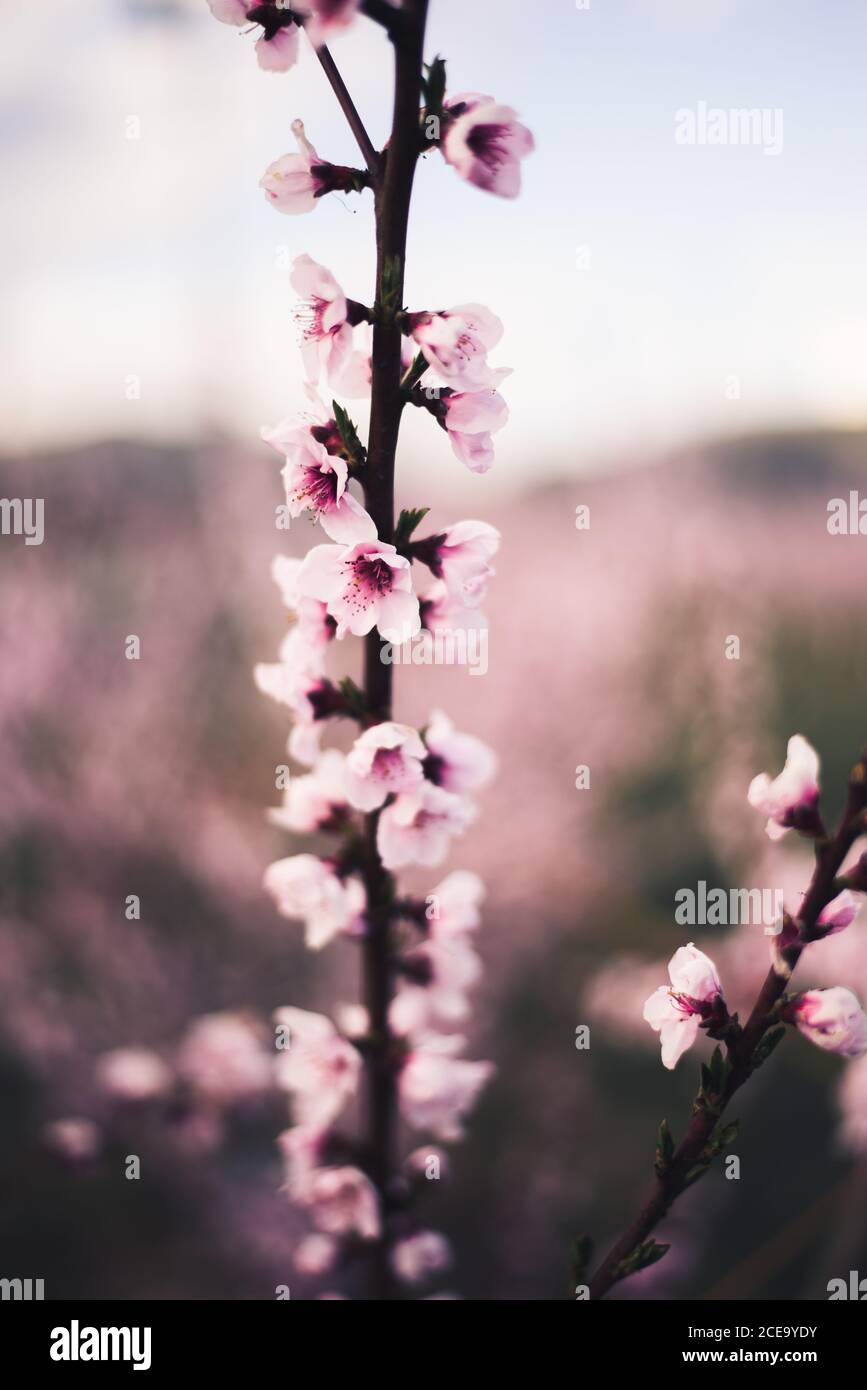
[423, 708, 497, 795]
[302, 0, 360, 51]
[425, 870, 485, 935]
[747, 734, 821, 840]
[344, 721, 426, 811]
[279, 324, 370, 404]
[260, 120, 327, 215]
[443, 95, 535, 198]
[391, 1231, 452, 1285]
[427, 519, 500, 606]
[254, 626, 326, 709]
[291, 254, 353, 387]
[255, 24, 300, 73]
[273, 1006, 361, 1130]
[817, 890, 861, 937]
[206, 2, 301, 72]
[391, 867, 489, 1034]
[643, 943, 724, 1070]
[269, 749, 348, 834]
[420, 580, 488, 636]
[792, 988, 867, 1058]
[253, 631, 323, 711]
[297, 540, 421, 642]
[253, 608, 339, 767]
[304, 1166, 381, 1239]
[274, 426, 375, 546]
[334, 1002, 369, 1039]
[176, 1013, 272, 1103]
[391, 931, 482, 1029]
[399, 1036, 495, 1141]
[278, 1125, 326, 1200]
[252, 631, 336, 763]
[377, 782, 475, 870]
[332, 320, 373, 398]
[442, 381, 510, 472]
[294, 1233, 338, 1275]
[265, 554, 333, 647]
[278, 1127, 379, 1240]
[44, 1117, 101, 1162]
[288, 716, 323, 769]
[95, 1047, 172, 1102]
[206, 0, 251, 22]
[263, 394, 375, 543]
[262, 385, 347, 458]
[264, 853, 366, 950]
[254, 627, 331, 765]
[409, 303, 504, 390]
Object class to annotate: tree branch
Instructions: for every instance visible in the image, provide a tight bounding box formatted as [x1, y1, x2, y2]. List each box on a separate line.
[308, 37, 380, 176]
[357, 0, 429, 1300]
[361, 0, 406, 36]
[586, 766, 867, 1300]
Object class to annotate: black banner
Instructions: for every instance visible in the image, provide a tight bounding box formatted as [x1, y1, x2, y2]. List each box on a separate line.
[1, 1299, 862, 1376]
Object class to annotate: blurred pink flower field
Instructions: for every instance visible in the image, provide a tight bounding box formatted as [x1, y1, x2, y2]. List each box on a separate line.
[2, 426, 867, 1297]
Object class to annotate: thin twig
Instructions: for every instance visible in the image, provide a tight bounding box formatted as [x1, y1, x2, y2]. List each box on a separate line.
[311, 41, 380, 176]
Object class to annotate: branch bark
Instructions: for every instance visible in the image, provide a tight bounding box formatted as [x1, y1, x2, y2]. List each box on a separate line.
[312, 42, 380, 175]
[357, 0, 429, 1300]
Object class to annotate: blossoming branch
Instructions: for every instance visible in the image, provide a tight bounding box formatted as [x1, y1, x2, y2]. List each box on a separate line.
[207, 0, 532, 1297]
[578, 735, 867, 1300]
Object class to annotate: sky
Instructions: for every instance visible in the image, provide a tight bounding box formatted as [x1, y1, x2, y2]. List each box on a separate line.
[2, 0, 866, 496]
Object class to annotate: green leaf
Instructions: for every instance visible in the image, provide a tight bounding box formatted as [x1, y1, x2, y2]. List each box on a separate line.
[712, 1120, 739, 1153]
[378, 254, 403, 318]
[394, 507, 430, 547]
[422, 56, 447, 116]
[615, 1239, 670, 1281]
[679, 1119, 741, 1192]
[332, 401, 365, 467]
[638, 1241, 670, 1271]
[654, 1118, 675, 1176]
[400, 350, 430, 395]
[337, 677, 369, 722]
[697, 1045, 730, 1114]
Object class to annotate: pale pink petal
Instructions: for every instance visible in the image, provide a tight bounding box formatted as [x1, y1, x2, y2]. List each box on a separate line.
[255, 25, 301, 73]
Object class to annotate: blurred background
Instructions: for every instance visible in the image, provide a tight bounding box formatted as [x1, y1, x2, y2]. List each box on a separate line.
[2, 0, 867, 1300]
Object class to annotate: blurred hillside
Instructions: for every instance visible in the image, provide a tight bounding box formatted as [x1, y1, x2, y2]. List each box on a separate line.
[2, 427, 867, 1298]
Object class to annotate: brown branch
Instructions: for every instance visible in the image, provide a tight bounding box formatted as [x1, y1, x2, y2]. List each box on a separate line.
[361, 0, 406, 36]
[586, 758, 867, 1300]
[307, 38, 380, 176]
[356, 0, 429, 1300]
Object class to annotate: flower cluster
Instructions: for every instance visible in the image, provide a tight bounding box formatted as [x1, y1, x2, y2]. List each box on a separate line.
[259, 587, 498, 1278]
[48, 1013, 276, 1163]
[583, 736, 867, 1302]
[259, 255, 514, 475]
[644, 736, 867, 1070]
[207, 0, 535, 1294]
[208, 4, 534, 198]
[206, 2, 359, 70]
